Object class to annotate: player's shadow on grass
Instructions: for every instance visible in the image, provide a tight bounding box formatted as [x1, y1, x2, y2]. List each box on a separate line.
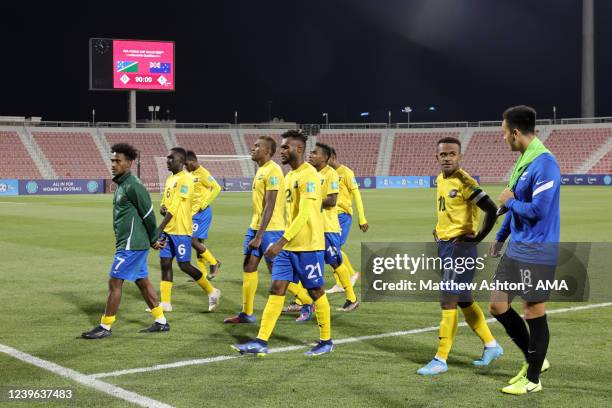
[59, 291, 104, 324]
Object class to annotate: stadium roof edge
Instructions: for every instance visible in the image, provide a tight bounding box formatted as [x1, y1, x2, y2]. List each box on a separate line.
[1, 117, 612, 129]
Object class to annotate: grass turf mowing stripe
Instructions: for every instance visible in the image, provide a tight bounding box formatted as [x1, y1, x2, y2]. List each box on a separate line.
[0, 343, 174, 408]
[89, 302, 612, 379]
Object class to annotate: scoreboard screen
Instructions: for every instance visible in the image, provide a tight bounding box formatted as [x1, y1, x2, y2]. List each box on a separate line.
[89, 38, 175, 91]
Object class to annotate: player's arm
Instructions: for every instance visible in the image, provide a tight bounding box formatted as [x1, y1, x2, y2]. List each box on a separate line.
[201, 175, 221, 210]
[322, 193, 337, 209]
[351, 188, 368, 231]
[127, 183, 160, 246]
[463, 194, 498, 243]
[249, 189, 279, 249]
[501, 163, 560, 221]
[265, 196, 313, 258]
[489, 211, 512, 256]
[158, 181, 189, 232]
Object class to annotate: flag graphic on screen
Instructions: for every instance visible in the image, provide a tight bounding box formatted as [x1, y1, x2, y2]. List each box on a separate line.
[116, 61, 139, 72]
[149, 62, 171, 73]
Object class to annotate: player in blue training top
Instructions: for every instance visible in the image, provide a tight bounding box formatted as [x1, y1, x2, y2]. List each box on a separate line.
[489, 105, 560, 395]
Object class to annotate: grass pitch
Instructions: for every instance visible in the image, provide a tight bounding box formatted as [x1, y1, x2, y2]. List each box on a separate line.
[2, 186, 612, 407]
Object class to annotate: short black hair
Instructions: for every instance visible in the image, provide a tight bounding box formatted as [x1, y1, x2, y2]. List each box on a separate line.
[503, 105, 536, 134]
[281, 129, 308, 146]
[329, 146, 337, 158]
[186, 150, 198, 161]
[315, 142, 332, 159]
[258, 135, 277, 155]
[170, 147, 187, 163]
[437, 137, 461, 152]
[111, 143, 138, 161]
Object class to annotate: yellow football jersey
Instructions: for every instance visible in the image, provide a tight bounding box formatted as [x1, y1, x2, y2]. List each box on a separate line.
[336, 165, 358, 215]
[162, 170, 194, 236]
[319, 165, 341, 233]
[283, 162, 325, 251]
[250, 160, 285, 231]
[190, 165, 220, 215]
[435, 169, 484, 241]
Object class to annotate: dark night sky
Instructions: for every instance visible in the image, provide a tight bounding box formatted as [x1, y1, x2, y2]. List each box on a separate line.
[1, 0, 611, 124]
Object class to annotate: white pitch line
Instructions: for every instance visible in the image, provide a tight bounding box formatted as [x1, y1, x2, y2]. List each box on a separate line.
[0, 201, 26, 204]
[0, 343, 174, 408]
[90, 302, 612, 379]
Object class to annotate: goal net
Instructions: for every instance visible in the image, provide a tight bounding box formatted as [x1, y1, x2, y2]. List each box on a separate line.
[154, 154, 254, 194]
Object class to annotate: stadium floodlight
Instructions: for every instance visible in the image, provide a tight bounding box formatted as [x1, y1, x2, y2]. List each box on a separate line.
[428, 106, 436, 112]
[401, 106, 412, 124]
[148, 105, 154, 121]
[322, 112, 329, 128]
[360, 112, 369, 117]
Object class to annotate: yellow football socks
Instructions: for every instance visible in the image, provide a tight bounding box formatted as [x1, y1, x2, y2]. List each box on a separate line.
[160, 280, 173, 304]
[342, 250, 357, 276]
[100, 314, 116, 330]
[461, 302, 495, 345]
[314, 294, 332, 341]
[202, 249, 218, 266]
[334, 263, 356, 302]
[149, 305, 167, 324]
[435, 309, 458, 361]
[196, 275, 214, 295]
[257, 295, 285, 341]
[242, 271, 258, 315]
[287, 282, 313, 305]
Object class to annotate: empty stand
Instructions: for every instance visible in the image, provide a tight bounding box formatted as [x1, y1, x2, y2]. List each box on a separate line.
[104, 132, 167, 190]
[243, 133, 284, 169]
[31, 131, 107, 178]
[317, 132, 381, 176]
[389, 132, 460, 176]
[175, 132, 244, 177]
[589, 149, 612, 174]
[545, 128, 612, 173]
[0, 131, 41, 178]
[461, 131, 516, 182]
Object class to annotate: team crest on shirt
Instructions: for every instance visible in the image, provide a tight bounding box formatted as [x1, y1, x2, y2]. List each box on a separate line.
[448, 189, 458, 198]
[294, 181, 299, 189]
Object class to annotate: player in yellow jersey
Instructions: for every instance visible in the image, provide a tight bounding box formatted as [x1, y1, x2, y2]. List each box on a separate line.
[232, 130, 333, 357]
[224, 136, 286, 324]
[308, 142, 359, 311]
[155, 147, 220, 313]
[326, 149, 368, 293]
[417, 136, 502, 375]
[185, 151, 222, 280]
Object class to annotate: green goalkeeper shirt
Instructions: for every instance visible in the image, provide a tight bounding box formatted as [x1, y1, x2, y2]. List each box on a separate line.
[112, 171, 159, 250]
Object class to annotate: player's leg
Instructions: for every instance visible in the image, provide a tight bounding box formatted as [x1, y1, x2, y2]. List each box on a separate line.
[193, 207, 220, 279]
[232, 250, 293, 356]
[298, 251, 333, 356]
[82, 250, 138, 338]
[223, 253, 260, 323]
[417, 293, 457, 375]
[455, 244, 502, 366]
[287, 281, 314, 322]
[135, 277, 170, 332]
[158, 234, 175, 311]
[174, 235, 220, 311]
[327, 213, 354, 293]
[489, 256, 531, 366]
[326, 233, 358, 311]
